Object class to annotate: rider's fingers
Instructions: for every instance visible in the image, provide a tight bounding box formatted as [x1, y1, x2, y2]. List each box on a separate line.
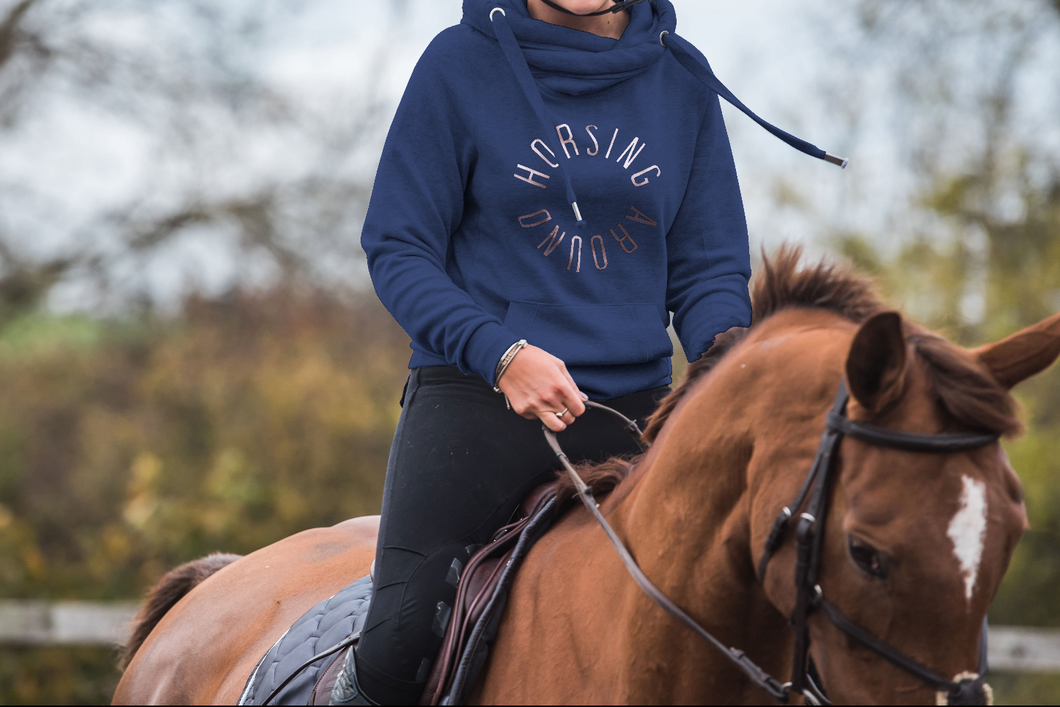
[561, 377, 587, 417]
[533, 383, 571, 431]
[537, 408, 567, 432]
[552, 361, 586, 417]
[510, 397, 540, 421]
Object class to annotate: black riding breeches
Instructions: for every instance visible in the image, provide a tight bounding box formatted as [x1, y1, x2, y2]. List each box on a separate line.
[353, 365, 668, 705]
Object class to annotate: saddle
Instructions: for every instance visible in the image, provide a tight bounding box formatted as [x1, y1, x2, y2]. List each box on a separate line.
[238, 482, 560, 706]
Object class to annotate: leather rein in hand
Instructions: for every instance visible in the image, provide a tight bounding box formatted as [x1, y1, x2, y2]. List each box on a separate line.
[543, 386, 999, 706]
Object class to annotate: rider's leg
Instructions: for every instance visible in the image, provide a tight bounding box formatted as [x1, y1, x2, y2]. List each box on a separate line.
[350, 365, 665, 705]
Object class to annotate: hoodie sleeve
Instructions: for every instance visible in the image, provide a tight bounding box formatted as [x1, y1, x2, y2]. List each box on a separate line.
[360, 41, 520, 385]
[665, 91, 753, 362]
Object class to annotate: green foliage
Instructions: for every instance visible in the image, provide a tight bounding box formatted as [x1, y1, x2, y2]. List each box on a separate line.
[832, 122, 1060, 652]
[991, 672, 1060, 706]
[0, 289, 411, 604]
[2, 288, 413, 704]
[0, 647, 121, 706]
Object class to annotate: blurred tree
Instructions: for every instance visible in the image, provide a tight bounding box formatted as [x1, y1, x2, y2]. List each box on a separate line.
[0, 0, 389, 321]
[825, 0, 1060, 637]
[0, 288, 410, 601]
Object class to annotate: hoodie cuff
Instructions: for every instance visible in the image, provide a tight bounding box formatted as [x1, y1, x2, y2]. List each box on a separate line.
[682, 296, 752, 363]
[463, 321, 522, 386]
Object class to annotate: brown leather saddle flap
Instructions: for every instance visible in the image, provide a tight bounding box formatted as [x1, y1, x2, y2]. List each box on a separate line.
[311, 650, 346, 706]
[419, 480, 558, 705]
[310, 481, 558, 707]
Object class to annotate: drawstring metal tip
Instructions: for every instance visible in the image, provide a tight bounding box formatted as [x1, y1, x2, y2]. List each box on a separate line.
[824, 153, 849, 169]
[571, 201, 584, 224]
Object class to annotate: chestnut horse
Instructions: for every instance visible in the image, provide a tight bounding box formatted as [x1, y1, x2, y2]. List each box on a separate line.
[114, 248, 1060, 705]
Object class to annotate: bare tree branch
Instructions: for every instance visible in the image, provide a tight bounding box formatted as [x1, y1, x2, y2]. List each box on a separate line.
[0, 1, 390, 315]
[0, 0, 36, 71]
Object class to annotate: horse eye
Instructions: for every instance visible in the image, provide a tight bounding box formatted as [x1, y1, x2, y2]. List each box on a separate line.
[848, 536, 888, 579]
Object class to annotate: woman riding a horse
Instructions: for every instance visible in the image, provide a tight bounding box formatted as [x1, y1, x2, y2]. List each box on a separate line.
[339, 0, 841, 703]
[114, 1, 1060, 705]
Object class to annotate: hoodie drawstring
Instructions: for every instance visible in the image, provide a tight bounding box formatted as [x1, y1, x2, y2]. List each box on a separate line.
[490, 8, 587, 226]
[661, 31, 848, 168]
[488, 8, 847, 228]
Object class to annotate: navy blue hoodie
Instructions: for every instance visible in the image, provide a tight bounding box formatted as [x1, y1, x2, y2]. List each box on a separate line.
[361, 0, 844, 399]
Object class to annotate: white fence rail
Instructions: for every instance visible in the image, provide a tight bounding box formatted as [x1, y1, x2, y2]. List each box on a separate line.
[989, 626, 1060, 672]
[0, 600, 138, 646]
[1, 601, 1059, 673]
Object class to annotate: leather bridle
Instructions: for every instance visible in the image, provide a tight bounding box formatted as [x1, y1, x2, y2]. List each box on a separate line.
[544, 383, 1000, 705]
[757, 380, 997, 704]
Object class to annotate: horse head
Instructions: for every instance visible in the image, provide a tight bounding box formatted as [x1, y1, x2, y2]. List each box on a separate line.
[711, 250, 1059, 704]
[478, 246, 1060, 705]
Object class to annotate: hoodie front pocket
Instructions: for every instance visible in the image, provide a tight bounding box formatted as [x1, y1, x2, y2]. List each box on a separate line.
[502, 302, 672, 367]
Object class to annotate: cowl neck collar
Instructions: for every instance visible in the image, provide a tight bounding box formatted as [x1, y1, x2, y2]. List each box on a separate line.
[461, 0, 676, 95]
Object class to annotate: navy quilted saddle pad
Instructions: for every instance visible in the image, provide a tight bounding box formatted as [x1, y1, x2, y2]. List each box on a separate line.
[238, 575, 372, 706]
[238, 488, 558, 706]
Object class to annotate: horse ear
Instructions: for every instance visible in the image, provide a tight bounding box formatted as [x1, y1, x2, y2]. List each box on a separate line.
[973, 311, 1060, 389]
[845, 311, 908, 413]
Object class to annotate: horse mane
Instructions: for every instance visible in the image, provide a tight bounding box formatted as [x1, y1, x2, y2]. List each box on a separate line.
[554, 245, 1021, 506]
[643, 244, 888, 444]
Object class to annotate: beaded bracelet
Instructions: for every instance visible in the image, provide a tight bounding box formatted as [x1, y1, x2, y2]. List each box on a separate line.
[493, 339, 528, 394]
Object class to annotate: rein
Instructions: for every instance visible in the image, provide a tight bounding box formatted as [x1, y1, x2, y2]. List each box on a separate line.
[543, 386, 999, 706]
[544, 402, 788, 703]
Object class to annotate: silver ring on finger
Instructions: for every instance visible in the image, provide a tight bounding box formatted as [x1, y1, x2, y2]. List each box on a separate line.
[555, 407, 569, 419]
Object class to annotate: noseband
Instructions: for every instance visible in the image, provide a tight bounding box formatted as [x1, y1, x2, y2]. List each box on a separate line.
[544, 382, 999, 705]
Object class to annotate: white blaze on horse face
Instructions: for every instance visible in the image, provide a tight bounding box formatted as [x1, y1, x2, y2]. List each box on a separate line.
[947, 475, 988, 602]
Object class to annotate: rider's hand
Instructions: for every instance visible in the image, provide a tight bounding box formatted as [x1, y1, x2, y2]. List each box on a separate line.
[497, 345, 587, 432]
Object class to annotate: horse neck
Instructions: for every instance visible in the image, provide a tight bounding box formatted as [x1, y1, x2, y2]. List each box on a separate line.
[595, 317, 849, 696]
[608, 371, 757, 604]
[592, 350, 792, 698]
[611, 316, 852, 577]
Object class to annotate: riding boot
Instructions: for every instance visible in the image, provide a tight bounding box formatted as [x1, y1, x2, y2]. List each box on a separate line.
[330, 648, 378, 706]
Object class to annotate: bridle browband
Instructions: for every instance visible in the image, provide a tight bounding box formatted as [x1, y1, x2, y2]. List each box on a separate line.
[544, 384, 1000, 705]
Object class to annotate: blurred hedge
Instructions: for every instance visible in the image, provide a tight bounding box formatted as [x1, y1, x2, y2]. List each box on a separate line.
[0, 288, 411, 604]
[1, 647, 122, 705]
[2, 281, 1059, 704]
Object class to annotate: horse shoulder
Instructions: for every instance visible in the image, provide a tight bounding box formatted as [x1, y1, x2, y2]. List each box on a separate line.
[474, 509, 628, 705]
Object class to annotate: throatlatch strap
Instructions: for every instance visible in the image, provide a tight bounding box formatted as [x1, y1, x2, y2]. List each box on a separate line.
[757, 383, 849, 580]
